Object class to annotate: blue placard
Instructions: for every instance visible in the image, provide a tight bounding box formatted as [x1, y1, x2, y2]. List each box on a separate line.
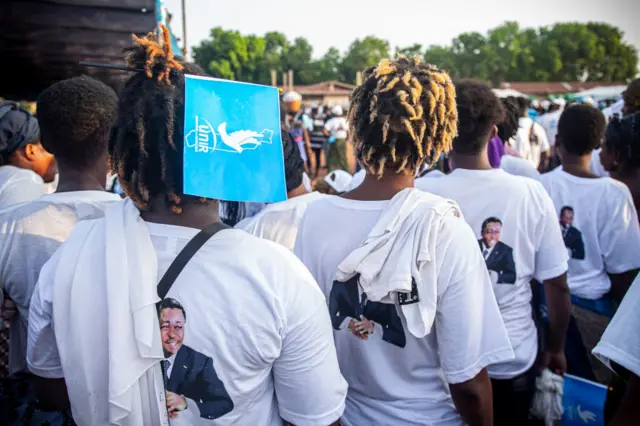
[563, 374, 607, 426]
[183, 76, 286, 203]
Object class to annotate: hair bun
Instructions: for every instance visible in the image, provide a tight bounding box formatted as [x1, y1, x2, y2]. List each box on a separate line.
[126, 24, 183, 84]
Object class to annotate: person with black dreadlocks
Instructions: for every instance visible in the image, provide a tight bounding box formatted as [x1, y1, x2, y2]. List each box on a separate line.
[416, 81, 570, 425]
[0, 76, 121, 425]
[0, 102, 56, 208]
[235, 130, 326, 251]
[27, 26, 346, 426]
[294, 57, 513, 426]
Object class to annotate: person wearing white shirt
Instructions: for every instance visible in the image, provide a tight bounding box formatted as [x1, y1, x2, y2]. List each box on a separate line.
[236, 132, 326, 251]
[295, 57, 514, 426]
[27, 38, 347, 426]
[513, 97, 550, 171]
[416, 81, 570, 426]
[323, 105, 354, 173]
[0, 102, 56, 209]
[0, 76, 121, 425]
[593, 276, 640, 426]
[540, 104, 640, 384]
[496, 97, 541, 180]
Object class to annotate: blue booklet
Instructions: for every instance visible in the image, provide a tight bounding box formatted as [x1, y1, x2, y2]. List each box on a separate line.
[183, 75, 286, 203]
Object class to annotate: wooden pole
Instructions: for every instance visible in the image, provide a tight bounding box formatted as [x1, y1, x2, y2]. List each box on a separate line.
[271, 69, 277, 87]
[181, 0, 188, 57]
[288, 69, 294, 91]
[282, 72, 288, 90]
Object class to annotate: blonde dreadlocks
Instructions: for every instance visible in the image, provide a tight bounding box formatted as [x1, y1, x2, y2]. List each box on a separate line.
[348, 56, 458, 178]
[109, 25, 205, 214]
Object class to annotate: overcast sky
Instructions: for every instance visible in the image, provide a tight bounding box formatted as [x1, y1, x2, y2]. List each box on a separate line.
[164, 0, 639, 62]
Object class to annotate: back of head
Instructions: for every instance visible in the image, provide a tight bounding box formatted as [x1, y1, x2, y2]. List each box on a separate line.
[604, 111, 640, 170]
[109, 25, 202, 214]
[452, 80, 505, 155]
[497, 98, 520, 143]
[37, 76, 117, 168]
[623, 78, 640, 116]
[282, 130, 304, 192]
[348, 56, 458, 178]
[515, 97, 529, 117]
[557, 104, 606, 156]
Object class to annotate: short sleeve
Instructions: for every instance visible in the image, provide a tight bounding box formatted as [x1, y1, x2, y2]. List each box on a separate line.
[599, 185, 640, 274]
[593, 276, 640, 376]
[434, 215, 514, 384]
[323, 119, 334, 133]
[27, 248, 64, 379]
[272, 250, 347, 426]
[532, 185, 569, 281]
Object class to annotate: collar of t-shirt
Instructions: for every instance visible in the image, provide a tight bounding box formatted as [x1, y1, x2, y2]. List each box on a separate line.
[261, 191, 325, 214]
[37, 190, 121, 204]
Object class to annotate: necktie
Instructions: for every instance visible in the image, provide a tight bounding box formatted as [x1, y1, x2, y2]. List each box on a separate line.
[162, 359, 171, 386]
[483, 249, 489, 259]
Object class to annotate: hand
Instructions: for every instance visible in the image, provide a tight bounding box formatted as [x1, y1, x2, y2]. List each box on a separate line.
[166, 391, 187, 415]
[355, 316, 375, 335]
[537, 350, 567, 375]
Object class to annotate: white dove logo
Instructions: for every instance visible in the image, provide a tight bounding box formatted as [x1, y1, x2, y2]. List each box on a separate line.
[217, 122, 273, 153]
[577, 405, 596, 423]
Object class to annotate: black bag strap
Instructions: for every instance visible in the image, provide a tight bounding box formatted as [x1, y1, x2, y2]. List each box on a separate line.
[156, 221, 230, 302]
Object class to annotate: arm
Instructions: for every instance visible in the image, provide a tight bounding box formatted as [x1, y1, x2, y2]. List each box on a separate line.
[345, 139, 356, 174]
[450, 369, 494, 426]
[498, 249, 517, 284]
[538, 151, 549, 173]
[303, 129, 316, 172]
[608, 269, 639, 303]
[186, 356, 234, 419]
[608, 371, 640, 426]
[541, 273, 571, 373]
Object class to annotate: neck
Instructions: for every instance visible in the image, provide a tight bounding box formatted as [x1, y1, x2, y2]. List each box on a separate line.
[344, 169, 414, 201]
[560, 153, 597, 178]
[287, 183, 309, 199]
[54, 161, 106, 193]
[450, 148, 492, 171]
[140, 196, 221, 230]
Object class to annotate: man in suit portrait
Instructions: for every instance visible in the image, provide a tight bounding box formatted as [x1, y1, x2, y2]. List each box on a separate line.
[559, 206, 585, 260]
[329, 275, 406, 348]
[159, 298, 234, 421]
[478, 217, 516, 285]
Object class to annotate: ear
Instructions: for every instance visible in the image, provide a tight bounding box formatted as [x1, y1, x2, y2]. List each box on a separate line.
[23, 143, 39, 161]
[491, 125, 498, 139]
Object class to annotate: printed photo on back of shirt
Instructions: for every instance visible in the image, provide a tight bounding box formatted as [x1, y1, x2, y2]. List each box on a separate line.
[478, 217, 516, 285]
[158, 298, 234, 422]
[329, 275, 407, 348]
[559, 206, 585, 260]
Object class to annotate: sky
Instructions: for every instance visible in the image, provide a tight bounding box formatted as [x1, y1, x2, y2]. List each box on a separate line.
[164, 0, 640, 63]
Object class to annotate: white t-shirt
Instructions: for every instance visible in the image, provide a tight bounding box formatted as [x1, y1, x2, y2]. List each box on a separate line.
[235, 192, 326, 251]
[500, 155, 541, 180]
[28, 224, 347, 425]
[539, 167, 640, 299]
[0, 165, 46, 209]
[514, 117, 550, 168]
[0, 190, 120, 375]
[324, 117, 349, 140]
[590, 149, 610, 178]
[537, 110, 562, 147]
[294, 196, 513, 426]
[593, 275, 640, 377]
[416, 169, 568, 378]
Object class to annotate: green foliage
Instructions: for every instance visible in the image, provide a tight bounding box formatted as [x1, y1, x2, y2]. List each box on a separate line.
[191, 22, 638, 86]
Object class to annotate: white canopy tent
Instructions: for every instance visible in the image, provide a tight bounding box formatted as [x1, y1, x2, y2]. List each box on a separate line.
[493, 88, 528, 98]
[572, 86, 627, 101]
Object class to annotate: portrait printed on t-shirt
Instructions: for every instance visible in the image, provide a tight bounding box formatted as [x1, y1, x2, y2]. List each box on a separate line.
[328, 275, 407, 348]
[478, 217, 516, 285]
[159, 298, 234, 421]
[559, 206, 585, 260]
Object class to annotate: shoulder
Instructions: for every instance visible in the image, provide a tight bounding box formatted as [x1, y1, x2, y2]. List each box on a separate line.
[182, 344, 211, 364]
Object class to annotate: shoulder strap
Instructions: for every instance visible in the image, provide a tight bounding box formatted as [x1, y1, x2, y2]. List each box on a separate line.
[157, 221, 230, 301]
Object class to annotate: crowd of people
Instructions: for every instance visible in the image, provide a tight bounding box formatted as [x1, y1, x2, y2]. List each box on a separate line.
[0, 25, 639, 426]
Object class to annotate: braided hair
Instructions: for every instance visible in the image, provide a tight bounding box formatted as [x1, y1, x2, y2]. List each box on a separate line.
[498, 97, 520, 143]
[348, 56, 458, 178]
[109, 25, 205, 214]
[604, 111, 640, 171]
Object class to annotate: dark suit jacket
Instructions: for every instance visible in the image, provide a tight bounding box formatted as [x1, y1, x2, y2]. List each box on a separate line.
[479, 240, 517, 285]
[563, 225, 585, 260]
[167, 345, 234, 420]
[329, 275, 406, 348]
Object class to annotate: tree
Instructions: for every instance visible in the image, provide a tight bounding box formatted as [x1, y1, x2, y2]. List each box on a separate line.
[396, 43, 424, 59]
[424, 45, 457, 76]
[284, 37, 315, 85]
[340, 36, 391, 84]
[314, 47, 342, 82]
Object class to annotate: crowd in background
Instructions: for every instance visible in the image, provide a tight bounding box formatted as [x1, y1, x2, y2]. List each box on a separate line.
[0, 26, 639, 426]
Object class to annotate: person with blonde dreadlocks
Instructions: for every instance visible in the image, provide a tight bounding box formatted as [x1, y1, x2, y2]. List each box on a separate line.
[26, 26, 346, 426]
[294, 57, 513, 426]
